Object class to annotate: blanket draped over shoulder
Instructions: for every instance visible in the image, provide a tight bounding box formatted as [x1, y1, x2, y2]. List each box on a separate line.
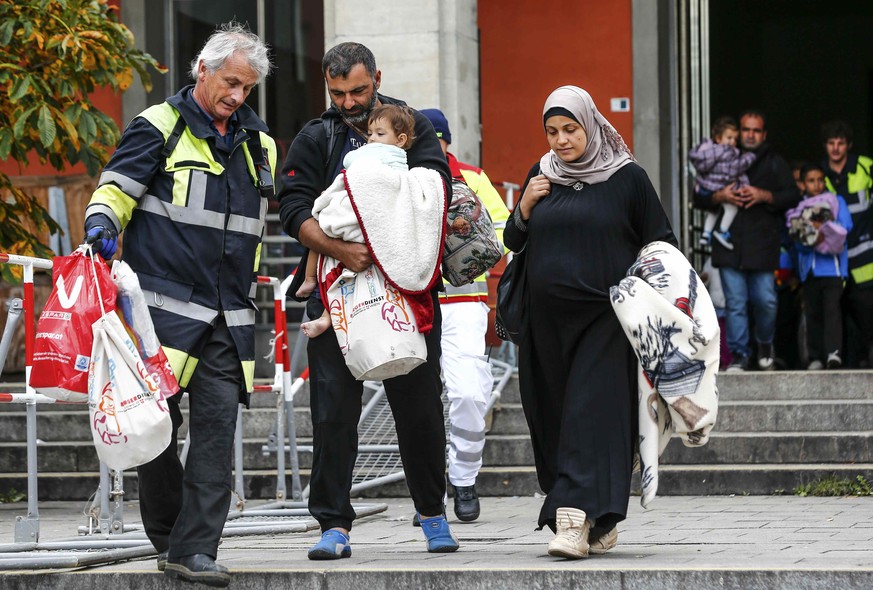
[609, 241, 720, 507]
[314, 159, 446, 332]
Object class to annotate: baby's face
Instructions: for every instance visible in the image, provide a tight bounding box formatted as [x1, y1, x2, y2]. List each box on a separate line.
[716, 128, 738, 147]
[367, 118, 404, 147]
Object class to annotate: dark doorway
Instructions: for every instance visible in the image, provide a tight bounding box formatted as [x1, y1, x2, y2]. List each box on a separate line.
[709, 0, 873, 165]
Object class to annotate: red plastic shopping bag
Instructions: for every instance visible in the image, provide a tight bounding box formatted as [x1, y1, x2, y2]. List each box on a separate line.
[30, 248, 117, 402]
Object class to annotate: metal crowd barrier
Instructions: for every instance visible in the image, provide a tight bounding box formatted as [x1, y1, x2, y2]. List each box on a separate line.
[0, 254, 387, 570]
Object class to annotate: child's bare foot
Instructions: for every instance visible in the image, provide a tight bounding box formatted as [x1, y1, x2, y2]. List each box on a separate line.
[296, 277, 318, 298]
[301, 315, 331, 338]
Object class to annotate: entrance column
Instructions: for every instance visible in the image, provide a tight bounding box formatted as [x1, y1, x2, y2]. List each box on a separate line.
[325, 0, 481, 166]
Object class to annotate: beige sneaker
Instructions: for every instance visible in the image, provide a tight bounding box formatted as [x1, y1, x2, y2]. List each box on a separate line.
[589, 526, 618, 554]
[547, 507, 590, 559]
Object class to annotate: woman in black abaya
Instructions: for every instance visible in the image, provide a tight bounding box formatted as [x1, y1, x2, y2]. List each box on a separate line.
[502, 85, 677, 559]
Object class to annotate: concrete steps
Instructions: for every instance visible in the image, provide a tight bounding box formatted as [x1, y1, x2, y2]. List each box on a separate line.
[1, 370, 872, 500]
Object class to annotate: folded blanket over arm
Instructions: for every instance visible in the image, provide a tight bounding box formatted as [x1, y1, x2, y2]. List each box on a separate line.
[610, 241, 720, 508]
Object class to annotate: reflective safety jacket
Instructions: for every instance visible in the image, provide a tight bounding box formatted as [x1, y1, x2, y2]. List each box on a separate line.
[85, 86, 278, 392]
[439, 152, 510, 304]
[824, 154, 873, 286]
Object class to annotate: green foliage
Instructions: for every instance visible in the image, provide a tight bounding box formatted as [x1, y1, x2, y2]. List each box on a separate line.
[794, 475, 872, 497]
[0, 488, 26, 503]
[0, 0, 165, 281]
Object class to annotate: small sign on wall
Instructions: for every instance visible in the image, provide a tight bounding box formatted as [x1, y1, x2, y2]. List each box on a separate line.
[610, 97, 630, 112]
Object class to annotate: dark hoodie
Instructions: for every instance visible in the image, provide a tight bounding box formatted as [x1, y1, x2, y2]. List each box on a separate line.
[277, 93, 451, 300]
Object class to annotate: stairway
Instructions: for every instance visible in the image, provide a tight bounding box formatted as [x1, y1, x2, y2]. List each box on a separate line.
[1, 370, 871, 501]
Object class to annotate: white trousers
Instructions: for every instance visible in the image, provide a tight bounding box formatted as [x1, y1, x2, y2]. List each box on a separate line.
[440, 301, 492, 487]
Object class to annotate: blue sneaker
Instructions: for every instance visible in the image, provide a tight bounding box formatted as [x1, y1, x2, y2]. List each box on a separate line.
[713, 230, 734, 250]
[307, 530, 351, 560]
[418, 513, 460, 553]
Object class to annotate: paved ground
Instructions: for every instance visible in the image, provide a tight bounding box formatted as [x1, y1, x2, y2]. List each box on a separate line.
[1, 494, 872, 588]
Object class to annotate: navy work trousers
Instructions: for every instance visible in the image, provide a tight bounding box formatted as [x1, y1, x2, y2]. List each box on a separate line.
[137, 317, 242, 559]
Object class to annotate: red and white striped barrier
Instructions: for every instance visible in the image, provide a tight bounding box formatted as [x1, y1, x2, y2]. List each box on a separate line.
[1, 252, 309, 541]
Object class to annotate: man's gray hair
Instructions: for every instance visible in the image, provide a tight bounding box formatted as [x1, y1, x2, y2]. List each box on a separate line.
[322, 42, 377, 80]
[190, 22, 272, 84]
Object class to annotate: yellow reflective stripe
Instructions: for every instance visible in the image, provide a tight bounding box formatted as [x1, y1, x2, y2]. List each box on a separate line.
[140, 103, 181, 140]
[165, 128, 224, 176]
[172, 171, 189, 206]
[139, 104, 224, 175]
[243, 137, 257, 185]
[163, 346, 198, 388]
[242, 360, 255, 393]
[253, 243, 262, 272]
[848, 175, 872, 195]
[88, 184, 138, 229]
[442, 278, 488, 296]
[261, 131, 278, 177]
[849, 156, 873, 196]
[165, 347, 252, 391]
[851, 262, 873, 285]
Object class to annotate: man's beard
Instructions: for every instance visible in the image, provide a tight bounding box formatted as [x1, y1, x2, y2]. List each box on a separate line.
[341, 91, 377, 127]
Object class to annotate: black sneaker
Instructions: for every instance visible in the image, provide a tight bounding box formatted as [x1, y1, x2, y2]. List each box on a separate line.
[726, 354, 748, 372]
[164, 554, 230, 588]
[453, 485, 480, 522]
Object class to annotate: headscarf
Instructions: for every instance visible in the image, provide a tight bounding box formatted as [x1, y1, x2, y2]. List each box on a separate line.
[539, 85, 634, 186]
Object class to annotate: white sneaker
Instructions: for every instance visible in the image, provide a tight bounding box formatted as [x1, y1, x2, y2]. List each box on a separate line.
[547, 507, 590, 559]
[807, 360, 824, 370]
[589, 526, 618, 555]
[827, 352, 842, 369]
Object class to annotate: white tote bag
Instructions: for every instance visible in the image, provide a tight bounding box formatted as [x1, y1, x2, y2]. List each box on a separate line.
[88, 305, 173, 472]
[323, 262, 427, 381]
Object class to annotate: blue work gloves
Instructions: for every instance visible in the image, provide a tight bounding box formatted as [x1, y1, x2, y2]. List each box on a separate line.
[84, 225, 118, 260]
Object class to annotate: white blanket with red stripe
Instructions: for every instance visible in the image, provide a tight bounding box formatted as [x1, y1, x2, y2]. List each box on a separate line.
[313, 158, 446, 293]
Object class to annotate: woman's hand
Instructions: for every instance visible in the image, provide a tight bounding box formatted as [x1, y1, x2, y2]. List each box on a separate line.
[519, 174, 551, 220]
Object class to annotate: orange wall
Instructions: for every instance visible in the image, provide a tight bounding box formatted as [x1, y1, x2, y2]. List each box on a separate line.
[478, 0, 634, 191]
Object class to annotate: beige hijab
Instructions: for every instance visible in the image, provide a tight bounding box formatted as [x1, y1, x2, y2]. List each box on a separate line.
[539, 85, 634, 186]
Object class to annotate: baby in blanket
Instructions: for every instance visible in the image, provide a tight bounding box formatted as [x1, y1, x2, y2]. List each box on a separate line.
[297, 104, 418, 338]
